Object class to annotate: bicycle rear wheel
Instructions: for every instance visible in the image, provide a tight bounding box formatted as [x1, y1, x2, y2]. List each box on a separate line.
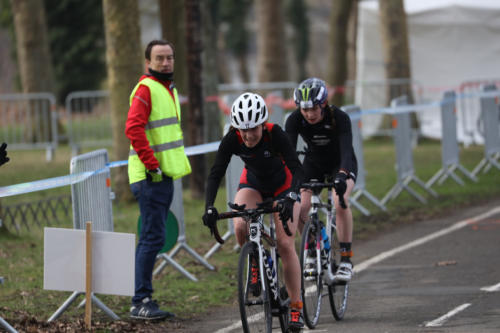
[238, 242, 272, 333]
[328, 226, 349, 320]
[300, 220, 322, 328]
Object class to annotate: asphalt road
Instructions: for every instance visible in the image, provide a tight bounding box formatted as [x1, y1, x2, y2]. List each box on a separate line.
[186, 199, 500, 333]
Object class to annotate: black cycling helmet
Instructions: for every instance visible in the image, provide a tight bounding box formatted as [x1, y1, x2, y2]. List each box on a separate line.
[293, 77, 328, 109]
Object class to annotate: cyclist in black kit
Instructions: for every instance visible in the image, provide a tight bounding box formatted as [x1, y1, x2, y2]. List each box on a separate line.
[285, 78, 357, 282]
[202, 92, 305, 330]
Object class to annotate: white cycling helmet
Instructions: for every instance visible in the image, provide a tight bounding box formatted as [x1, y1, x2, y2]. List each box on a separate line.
[230, 92, 268, 129]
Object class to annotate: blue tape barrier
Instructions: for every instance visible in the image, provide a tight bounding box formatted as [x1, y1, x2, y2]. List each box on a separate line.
[0, 141, 221, 198]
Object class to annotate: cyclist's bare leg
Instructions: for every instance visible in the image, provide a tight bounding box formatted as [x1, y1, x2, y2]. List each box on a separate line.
[233, 188, 263, 247]
[333, 179, 355, 243]
[274, 202, 302, 305]
[298, 189, 313, 234]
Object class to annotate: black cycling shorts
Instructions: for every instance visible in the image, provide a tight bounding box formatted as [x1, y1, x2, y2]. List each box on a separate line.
[303, 157, 357, 183]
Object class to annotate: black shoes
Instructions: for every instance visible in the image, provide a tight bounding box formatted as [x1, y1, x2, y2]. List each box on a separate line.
[130, 297, 175, 320]
[288, 308, 304, 331]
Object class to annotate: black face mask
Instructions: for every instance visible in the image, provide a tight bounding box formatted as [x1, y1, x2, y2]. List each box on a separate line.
[148, 68, 174, 81]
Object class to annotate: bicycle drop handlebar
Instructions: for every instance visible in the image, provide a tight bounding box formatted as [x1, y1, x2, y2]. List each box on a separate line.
[208, 198, 292, 244]
[300, 181, 347, 209]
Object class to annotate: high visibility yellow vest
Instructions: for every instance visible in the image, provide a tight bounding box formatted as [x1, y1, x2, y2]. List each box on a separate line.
[128, 78, 191, 183]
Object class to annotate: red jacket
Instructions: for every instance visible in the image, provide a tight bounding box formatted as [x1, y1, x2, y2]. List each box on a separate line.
[125, 74, 176, 170]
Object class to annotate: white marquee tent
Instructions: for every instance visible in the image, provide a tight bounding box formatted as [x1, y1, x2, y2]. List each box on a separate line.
[355, 0, 500, 142]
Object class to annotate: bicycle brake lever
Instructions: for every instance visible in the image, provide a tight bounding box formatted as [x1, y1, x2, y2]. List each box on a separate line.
[228, 202, 246, 211]
[282, 221, 292, 237]
[338, 195, 347, 209]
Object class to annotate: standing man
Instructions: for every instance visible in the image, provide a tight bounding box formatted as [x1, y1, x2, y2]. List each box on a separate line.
[125, 39, 191, 320]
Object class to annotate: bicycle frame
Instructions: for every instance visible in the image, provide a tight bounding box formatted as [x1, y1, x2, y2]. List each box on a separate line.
[247, 214, 280, 303]
[306, 185, 338, 285]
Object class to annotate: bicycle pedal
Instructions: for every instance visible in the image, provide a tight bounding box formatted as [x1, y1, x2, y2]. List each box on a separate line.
[304, 269, 318, 281]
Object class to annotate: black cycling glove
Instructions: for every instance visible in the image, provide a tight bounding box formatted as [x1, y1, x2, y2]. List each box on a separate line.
[334, 172, 348, 198]
[0, 142, 9, 167]
[202, 206, 218, 233]
[279, 193, 296, 223]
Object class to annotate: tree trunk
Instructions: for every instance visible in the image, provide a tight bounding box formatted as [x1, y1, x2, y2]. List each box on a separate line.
[185, 0, 205, 199]
[327, 0, 352, 107]
[379, 0, 418, 128]
[347, 0, 358, 83]
[102, 0, 143, 202]
[287, 0, 309, 82]
[10, 0, 55, 94]
[256, 0, 288, 83]
[201, 0, 221, 143]
[10, 0, 56, 143]
[159, 0, 188, 95]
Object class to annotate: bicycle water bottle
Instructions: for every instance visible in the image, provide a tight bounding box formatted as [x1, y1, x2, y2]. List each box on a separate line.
[265, 251, 276, 279]
[320, 226, 330, 268]
[321, 226, 330, 252]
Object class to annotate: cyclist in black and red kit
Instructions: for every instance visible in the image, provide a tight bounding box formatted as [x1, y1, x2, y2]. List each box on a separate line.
[285, 77, 357, 282]
[202, 92, 305, 330]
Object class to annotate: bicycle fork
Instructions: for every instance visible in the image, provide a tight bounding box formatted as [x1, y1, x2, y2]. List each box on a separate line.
[249, 219, 279, 303]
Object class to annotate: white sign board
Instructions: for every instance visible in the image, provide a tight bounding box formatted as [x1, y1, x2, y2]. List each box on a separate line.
[44, 227, 135, 296]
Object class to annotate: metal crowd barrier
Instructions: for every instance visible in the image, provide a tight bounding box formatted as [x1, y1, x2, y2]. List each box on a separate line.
[0, 277, 18, 333]
[70, 149, 114, 231]
[472, 84, 500, 175]
[153, 178, 215, 280]
[458, 79, 500, 146]
[65, 90, 111, 155]
[344, 105, 386, 215]
[0, 92, 57, 161]
[49, 149, 118, 322]
[381, 96, 438, 205]
[427, 91, 477, 187]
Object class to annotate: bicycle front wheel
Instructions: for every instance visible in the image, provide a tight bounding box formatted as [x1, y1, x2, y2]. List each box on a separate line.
[328, 226, 349, 320]
[238, 242, 272, 333]
[300, 220, 322, 328]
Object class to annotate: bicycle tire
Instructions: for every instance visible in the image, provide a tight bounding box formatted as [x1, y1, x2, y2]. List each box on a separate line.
[275, 255, 289, 333]
[300, 220, 322, 328]
[238, 242, 273, 333]
[328, 226, 349, 320]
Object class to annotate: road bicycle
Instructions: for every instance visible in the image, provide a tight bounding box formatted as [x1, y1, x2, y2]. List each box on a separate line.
[210, 198, 292, 333]
[299, 178, 349, 328]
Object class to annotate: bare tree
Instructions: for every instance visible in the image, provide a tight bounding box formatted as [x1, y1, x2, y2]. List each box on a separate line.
[102, 0, 143, 201]
[10, 0, 55, 94]
[379, 0, 417, 128]
[327, 0, 352, 107]
[10, 0, 56, 143]
[347, 0, 358, 83]
[256, 0, 288, 83]
[201, 0, 222, 143]
[159, 0, 188, 94]
[185, 0, 205, 199]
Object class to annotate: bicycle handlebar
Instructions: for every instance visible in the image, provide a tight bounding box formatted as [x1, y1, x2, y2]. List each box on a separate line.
[210, 198, 292, 243]
[300, 181, 347, 209]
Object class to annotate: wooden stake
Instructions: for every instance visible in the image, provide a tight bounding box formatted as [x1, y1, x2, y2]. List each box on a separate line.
[85, 221, 92, 328]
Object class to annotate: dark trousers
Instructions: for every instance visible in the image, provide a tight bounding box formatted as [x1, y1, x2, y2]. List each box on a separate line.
[130, 176, 173, 304]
